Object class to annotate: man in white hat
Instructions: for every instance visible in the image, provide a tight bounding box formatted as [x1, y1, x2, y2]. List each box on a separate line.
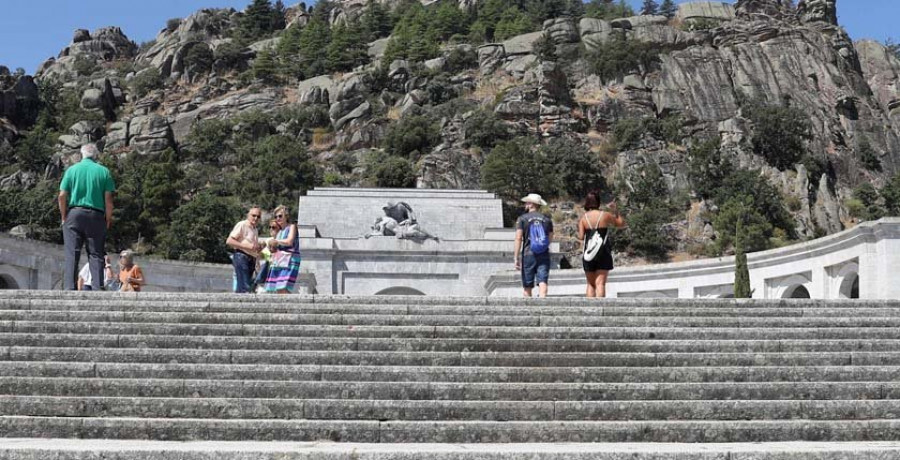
[514, 193, 553, 298]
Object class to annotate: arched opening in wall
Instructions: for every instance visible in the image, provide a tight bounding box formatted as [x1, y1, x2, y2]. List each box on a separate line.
[784, 285, 811, 299]
[838, 273, 860, 299]
[0, 274, 19, 290]
[375, 287, 426, 296]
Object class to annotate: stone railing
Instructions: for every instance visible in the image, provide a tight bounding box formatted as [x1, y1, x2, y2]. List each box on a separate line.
[485, 218, 900, 300]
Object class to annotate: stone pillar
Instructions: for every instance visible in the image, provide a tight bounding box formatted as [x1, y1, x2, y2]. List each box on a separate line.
[810, 267, 828, 299]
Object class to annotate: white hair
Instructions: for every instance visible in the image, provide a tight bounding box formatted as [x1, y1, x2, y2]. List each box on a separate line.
[80, 144, 99, 160]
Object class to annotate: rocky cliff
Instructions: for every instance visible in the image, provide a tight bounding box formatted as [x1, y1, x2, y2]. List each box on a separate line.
[2, 0, 899, 264]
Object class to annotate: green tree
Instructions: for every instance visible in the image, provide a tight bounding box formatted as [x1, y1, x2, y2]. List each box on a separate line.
[744, 99, 813, 171]
[734, 217, 752, 298]
[233, 135, 317, 208]
[383, 2, 440, 63]
[619, 163, 674, 262]
[237, 0, 277, 42]
[585, 0, 635, 20]
[157, 192, 242, 263]
[368, 154, 418, 188]
[326, 22, 368, 72]
[214, 41, 248, 72]
[463, 109, 511, 149]
[853, 183, 884, 221]
[713, 196, 773, 254]
[0, 180, 62, 244]
[183, 43, 215, 75]
[587, 32, 662, 81]
[297, 17, 331, 78]
[360, 0, 393, 41]
[431, 0, 469, 41]
[382, 114, 441, 159]
[882, 172, 900, 216]
[493, 7, 534, 41]
[858, 138, 882, 172]
[538, 137, 606, 198]
[13, 117, 54, 173]
[184, 119, 234, 163]
[481, 137, 555, 202]
[640, 0, 659, 15]
[687, 137, 732, 200]
[131, 68, 164, 98]
[659, 0, 677, 19]
[251, 47, 279, 84]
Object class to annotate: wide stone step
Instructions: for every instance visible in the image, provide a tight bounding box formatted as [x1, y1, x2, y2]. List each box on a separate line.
[7, 333, 900, 353]
[11, 321, 900, 341]
[5, 440, 900, 460]
[3, 378, 898, 401]
[6, 362, 900, 383]
[3, 417, 900, 442]
[4, 396, 900, 421]
[8, 299, 900, 318]
[8, 347, 900, 366]
[8, 310, 900, 327]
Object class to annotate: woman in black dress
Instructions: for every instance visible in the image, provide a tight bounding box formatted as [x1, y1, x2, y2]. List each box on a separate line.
[578, 191, 626, 298]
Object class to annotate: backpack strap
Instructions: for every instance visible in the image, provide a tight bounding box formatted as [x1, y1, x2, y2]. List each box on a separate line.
[584, 212, 602, 231]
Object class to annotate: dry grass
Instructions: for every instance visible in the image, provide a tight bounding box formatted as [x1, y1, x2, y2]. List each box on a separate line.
[311, 128, 335, 151]
[386, 106, 402, 121]
[469, 73, 519, 104]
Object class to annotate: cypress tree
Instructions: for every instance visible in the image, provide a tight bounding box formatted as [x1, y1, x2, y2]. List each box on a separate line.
[734, 215, 752, 298]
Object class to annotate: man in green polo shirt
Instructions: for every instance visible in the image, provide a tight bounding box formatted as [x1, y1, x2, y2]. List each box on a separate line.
[58, 144, 116, 290]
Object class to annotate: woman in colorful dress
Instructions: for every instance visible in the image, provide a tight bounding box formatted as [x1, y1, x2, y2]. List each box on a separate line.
[264, 205, 302, 294]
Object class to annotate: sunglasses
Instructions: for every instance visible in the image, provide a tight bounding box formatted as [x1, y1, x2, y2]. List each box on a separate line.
[275, 214, 285, 219]
[269, 226, 278, 230]
[250, 214, 261, 218]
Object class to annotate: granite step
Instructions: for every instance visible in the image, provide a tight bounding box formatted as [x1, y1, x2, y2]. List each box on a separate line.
[2, 378, 898, 401]
[8, 347, 900, 366]
[3, 417, 900, 443]
[6, 362, 900, 383]
[10, 310, 900, 327]
[4, 440, 900, 460]
[8, 333, 900, 353]
[10, 321, 900, 341]
[3, 395, 900, 421]
[8, 299, 900, 318]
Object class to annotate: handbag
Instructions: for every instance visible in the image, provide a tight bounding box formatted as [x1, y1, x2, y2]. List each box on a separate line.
[271, 250, 293, 269]
[583, 214, 606, 262]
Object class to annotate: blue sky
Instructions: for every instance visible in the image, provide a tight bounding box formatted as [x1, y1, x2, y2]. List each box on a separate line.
[0, 0, 897, 74]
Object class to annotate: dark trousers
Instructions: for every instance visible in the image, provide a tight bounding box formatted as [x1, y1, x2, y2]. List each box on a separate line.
[232, 251, 255, 294]
[64, 208, 106, 291]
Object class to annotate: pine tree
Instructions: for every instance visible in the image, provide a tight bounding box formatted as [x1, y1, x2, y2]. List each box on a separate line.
[360, 0, 393, 41]
[327, 22, 368, 72]
[641, 0, 659, 15]
[239, 0, 276, 41]
[659, 0, 677, 19]
[734, 217, 752, 298]
[271, 0, 287, 30]
[251, 47, 279, 84]
[297, 17, 331, 78]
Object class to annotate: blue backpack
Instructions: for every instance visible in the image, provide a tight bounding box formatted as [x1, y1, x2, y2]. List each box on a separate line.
[528, 217, 550, 254]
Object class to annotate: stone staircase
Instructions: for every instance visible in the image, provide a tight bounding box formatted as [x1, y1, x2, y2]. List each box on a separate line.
[3, 291, 900, 458]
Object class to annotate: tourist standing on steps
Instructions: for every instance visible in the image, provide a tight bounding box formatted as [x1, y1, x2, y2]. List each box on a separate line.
[514, 193, 553, 298]
[226, 206, 262, 293]
[58, 144, 116, 291]
[578, 190, 626, 298]
[264, 205, 302, 294]
[117, 250, 145, 292]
